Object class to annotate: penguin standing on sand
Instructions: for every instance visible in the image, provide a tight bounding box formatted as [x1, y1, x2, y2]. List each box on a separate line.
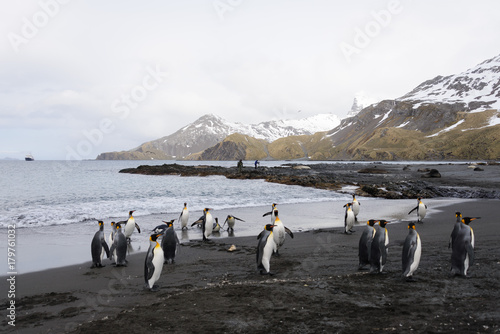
[450, 217, 480, 277]
[123, 210, 141, 241]
[352, 195, 361, 221]
[109, 222, 128, 266]
[179, 203, 189, 230]
[344, 203, 355, 234]
[223, 215, 245, 232]
[402, 222, 421, 281]
[263, 203, 278, 223]
[91, 221, 110, 268]
[272, 210, 294, 255]
[191, 208, 213, 241]
[160, 220, 180, 264]
[408, 197, 427, 223]
[144, 233, 165, 291]
[370, 220, 389, 273]
[358, 219, 377, 270]
[256, 224, 277, 275]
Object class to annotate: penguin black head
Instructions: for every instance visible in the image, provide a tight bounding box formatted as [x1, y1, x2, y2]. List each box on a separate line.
[343, 203, 352, 208]
[378, 220, 389, 227]
[150, 233, 163, 242]
[264, 224, 276, 231]
[367, 219, 377, 226]
[115, 223, 122, 229]
[408, 222, 416, 230]
[462, 217, 480, 225]
[129, 210, 135, 216]
[162, 219, 175, 227]
[111, 221, 115, 227]
[184, 202, 187, 207]
[274, 210, 279, 218]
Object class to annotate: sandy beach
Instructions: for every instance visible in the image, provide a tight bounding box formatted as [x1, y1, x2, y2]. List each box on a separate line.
[2, 198, 499, 333]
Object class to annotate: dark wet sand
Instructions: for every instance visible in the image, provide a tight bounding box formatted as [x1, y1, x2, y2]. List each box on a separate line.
[2, 199, 499, 333]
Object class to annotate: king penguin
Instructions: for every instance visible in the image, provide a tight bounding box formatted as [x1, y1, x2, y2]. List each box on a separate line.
[123, 210, 141, 241]
[256, 224, 277, 275]
[223, 215, 245, 232]
[352, 194, 361, 222]
[263, 203, 278, 223]
[109, 222, 128, 266]
[402, 222, 422, 281]
[344, 203, 355, 234]
[144, 233, 165, 291]
[408, 197, 427, 223]
[450, 216, 480, 277]
[271, 210, 294, 255]
[179, 203, 189, 230]
[161, 220, 180, 264]
[212, 218, 221, 233]
[370, 219, 390, 273]
[358, 219, 377, 270]
[91, 220, 110, 268]
[191, 208, 213, 241]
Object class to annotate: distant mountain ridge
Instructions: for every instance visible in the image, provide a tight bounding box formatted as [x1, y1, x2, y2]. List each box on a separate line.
[96, 113, 341, 160]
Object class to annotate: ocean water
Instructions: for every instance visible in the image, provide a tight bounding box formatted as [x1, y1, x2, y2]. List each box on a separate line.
[0, 160, 350, 229]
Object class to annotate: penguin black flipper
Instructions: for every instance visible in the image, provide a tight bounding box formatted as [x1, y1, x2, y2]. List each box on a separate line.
[284, 227, 294, 238]
[408, 206, 418, 215]
[191, 217, 204, 227]
[233, 216, 245, 222]
[257, 230, 265, 239]
[135, 223, 141, 233]
[144, 251, 155, 282]
[263, 211, 272, 217]
[102, 239, 110, 258]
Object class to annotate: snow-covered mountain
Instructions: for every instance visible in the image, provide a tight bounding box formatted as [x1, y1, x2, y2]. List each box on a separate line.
[399, 54, 500, 111]
[97, 113, 341, 160]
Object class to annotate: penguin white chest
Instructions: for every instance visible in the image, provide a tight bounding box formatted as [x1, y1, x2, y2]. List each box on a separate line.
[205, 212, 213, 237]
[273, 221, 285, 247]
[181, 209, 189, 227]
[124, 218, 135, 237]
[352, 201, 360, 216]
[418, 203, 426, 220]
[262, 233, 277, 272]
[150, 244, 164, 286]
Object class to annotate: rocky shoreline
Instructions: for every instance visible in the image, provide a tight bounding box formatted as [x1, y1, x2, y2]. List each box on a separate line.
[119, 162, 500, 199]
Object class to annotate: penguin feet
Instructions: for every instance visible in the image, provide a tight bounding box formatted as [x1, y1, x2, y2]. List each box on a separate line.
[150, 285, 160, 292]
[259, 270, 275, 276]
[344, 231, 352, 235]
[405, 276, 417, 282]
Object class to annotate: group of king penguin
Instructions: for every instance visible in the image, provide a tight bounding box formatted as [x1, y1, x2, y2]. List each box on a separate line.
[351, 195, 480, 281]
[91, 195, 481, 292]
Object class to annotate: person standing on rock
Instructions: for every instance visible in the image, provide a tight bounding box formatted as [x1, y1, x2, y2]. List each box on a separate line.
[237, 159, 243, 173]
[254, 160, 259, 169]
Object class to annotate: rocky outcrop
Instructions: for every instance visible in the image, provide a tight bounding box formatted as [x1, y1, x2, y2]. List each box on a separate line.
[119, 162, 500, 199]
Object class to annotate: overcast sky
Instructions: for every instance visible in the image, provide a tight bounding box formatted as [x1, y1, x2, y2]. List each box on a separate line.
[1, 0, 499, 160]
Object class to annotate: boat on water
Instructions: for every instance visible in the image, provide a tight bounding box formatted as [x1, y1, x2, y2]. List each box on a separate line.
[25, 154, 34, 161]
